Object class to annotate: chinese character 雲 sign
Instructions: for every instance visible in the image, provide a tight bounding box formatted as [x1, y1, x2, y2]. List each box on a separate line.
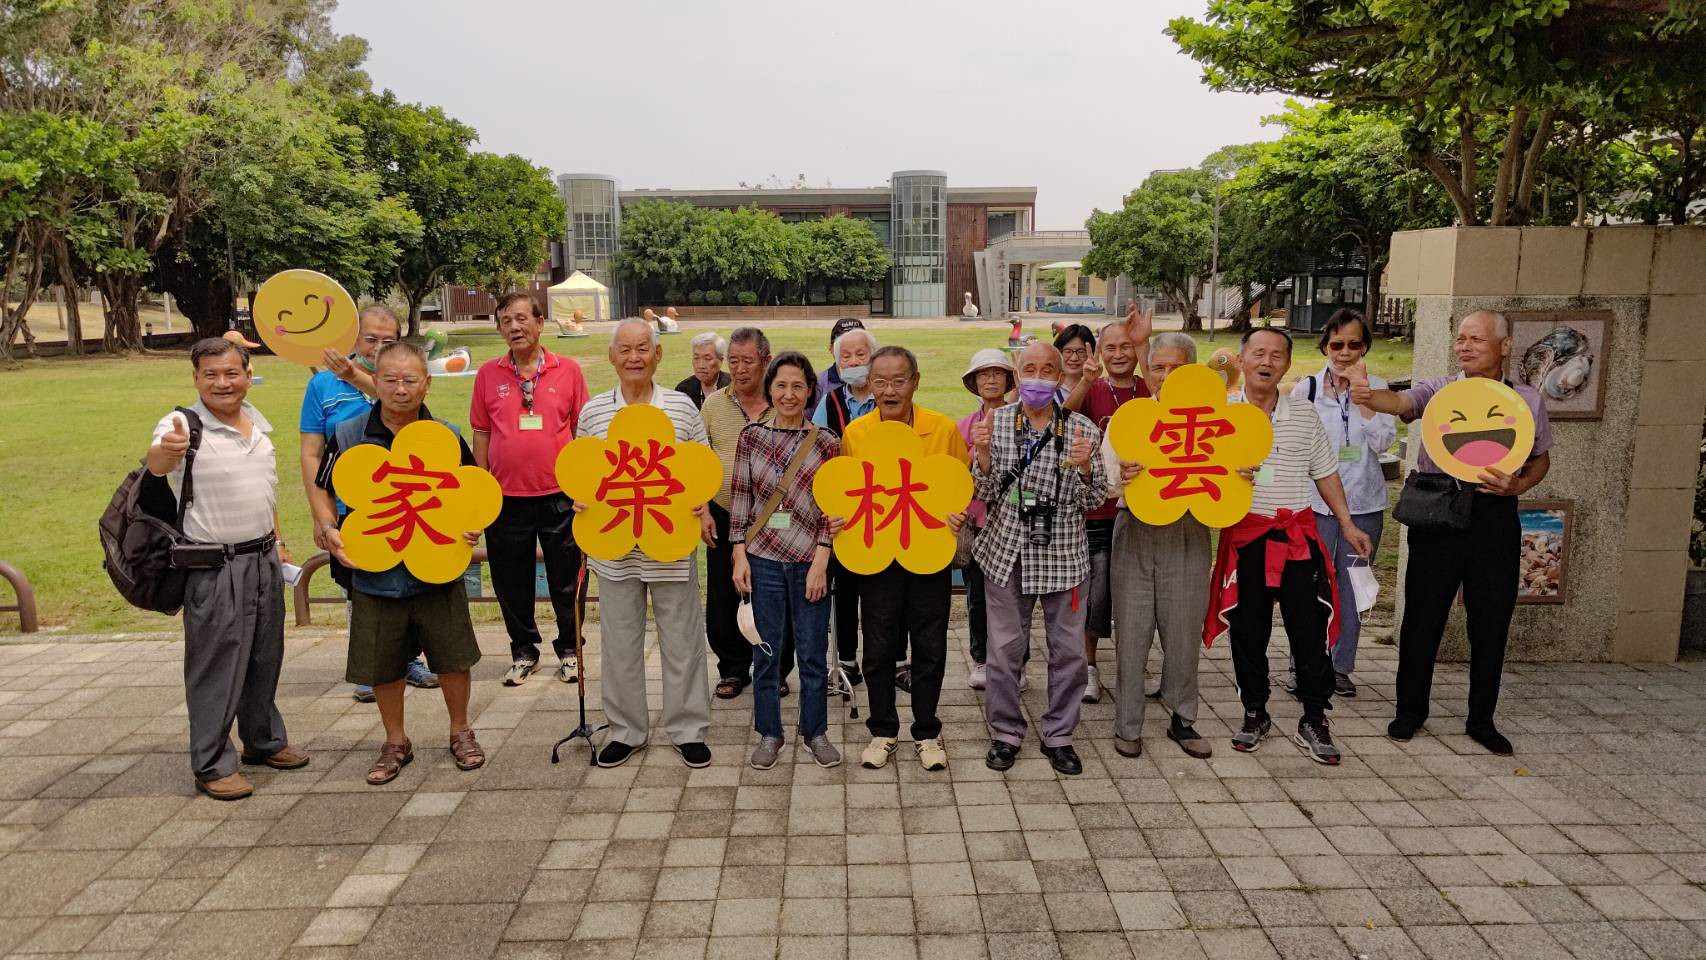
[1106, 363, 1272, 529]
[555, 404, 720, 563]
[333, 420, 502, 583]
[811, 420, 973, 575]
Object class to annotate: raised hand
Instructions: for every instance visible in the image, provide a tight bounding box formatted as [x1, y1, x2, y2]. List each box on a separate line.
[969, 407, 993, 454]
[148, 414, 191, 476]
[1124, 300, 1154, 344]
[1082, 350, 1102, 381]
[1066, 432, 1093, 471]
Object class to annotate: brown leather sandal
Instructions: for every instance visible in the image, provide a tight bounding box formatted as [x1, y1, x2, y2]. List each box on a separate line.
[366, 740, 413, 786]
[449, 729, 486, 771]
[715, 677, 744, 700]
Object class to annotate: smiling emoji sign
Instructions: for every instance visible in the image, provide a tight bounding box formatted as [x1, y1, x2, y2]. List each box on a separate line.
[1419, 377, 1536, 483]
[251, 269, 359, 366]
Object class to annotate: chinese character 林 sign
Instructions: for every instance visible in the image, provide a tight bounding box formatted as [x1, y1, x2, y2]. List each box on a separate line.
[811, 420, 973, 575]
[1106, 363, 1272, 529]
[332, 419, 502, 583]
[555, 404, 720, 563]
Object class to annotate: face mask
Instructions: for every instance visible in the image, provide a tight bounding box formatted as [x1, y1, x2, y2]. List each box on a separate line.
[355, 353, 376, 373]
[1018, 378, 1057, 409]
[840, 364, 870, 388]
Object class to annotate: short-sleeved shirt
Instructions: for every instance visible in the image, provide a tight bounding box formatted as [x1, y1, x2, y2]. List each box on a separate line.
[1080, 377, 1150, 521]
[841, 405, 970, 464]
[702, 386, 772, 510]
[150, 400, 278, 544]
[469, 348, 590, 496]
[812, 384, 877, 434]
[575, 383, 708, 582]
[1230, 391, 1338, 518]
[300, 369, 373, 512]
[1398, 374, 1553, 476]
[1290, 366, 1398, 516]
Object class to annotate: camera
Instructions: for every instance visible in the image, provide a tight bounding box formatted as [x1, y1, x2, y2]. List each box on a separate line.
[1020, 496, 1056, 547]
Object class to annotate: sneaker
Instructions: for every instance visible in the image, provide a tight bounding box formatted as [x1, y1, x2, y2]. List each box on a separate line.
[351, 685, 376, 703]
[803, 733, 842, 768]
[595, 740, 644, 768]
[985, 740, 1018, 771]
[1082, 664, 1101, 703]
[1041, 744, 1082, 776]
[503, 659, 539, 687]
[1334, 672, 1356, 698]
[916, 738, 949, 771]
[1144, 679, 1162, 699]
[1467, 726, 1514, 756]
[556, 656, 580, 683]
[749, 735, 783, 770]
[861, 737, 898, 769]
[894, 663, 912, 694]
[839, 660, 863, 687]
[1167, 716, 1213, 759]
[967, 661, 987, 690]
[1231, 712, 1273, 753]
[674, 742, 713, 768]
[1293, 716, 1342, 765]
[404, 659, 439, 689]
[1387, 719, 1419, 743]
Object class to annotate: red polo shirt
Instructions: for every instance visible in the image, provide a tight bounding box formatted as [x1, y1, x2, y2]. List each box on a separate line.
[1082, 376, 1150, 521]
[470, 348, 590, 496]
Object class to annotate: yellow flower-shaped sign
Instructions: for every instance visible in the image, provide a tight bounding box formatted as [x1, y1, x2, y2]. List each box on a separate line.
[1107, 363, 1273, 529]
[554, 404, 720, 563]
[333, 420, 502, 584]
[811, 420, 973, 576]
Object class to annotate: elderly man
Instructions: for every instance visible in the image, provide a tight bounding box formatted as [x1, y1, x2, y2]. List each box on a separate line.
[471, 292, 591, 687]
[1075, 312, 1151, 703]
[836, 346, 970, 772]
[675, 332, 729, 409]
[812, 324, 879, 685]
[144, 338, 307, 800]
[703, 328, 779, 699]
[302, 305, 437, 702]
[1352, 310, 1551, 755]
[312, 342, 486, 784]
[1207, 328, 1372, 766]
[1102, 331, 1213, 759]
[969, 342, 1107, 775]
[577, 319, 716, 768]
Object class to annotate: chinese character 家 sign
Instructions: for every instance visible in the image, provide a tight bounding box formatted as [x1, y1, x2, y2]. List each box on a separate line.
[555, 404, 720, 563]
[1106, 363, 1272, 529]
[811, 420, 973, 575]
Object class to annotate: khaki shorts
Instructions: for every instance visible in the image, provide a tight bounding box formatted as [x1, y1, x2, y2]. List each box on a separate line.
[347, 581, 480, 686]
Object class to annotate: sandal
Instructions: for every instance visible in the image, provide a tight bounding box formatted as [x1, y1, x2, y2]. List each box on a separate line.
[366, 740, 412, 786]
[714, 677, 745, 700]
[449, 729, 486, 771]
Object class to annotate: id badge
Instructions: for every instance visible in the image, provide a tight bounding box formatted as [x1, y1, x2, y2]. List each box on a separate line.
[766, 512, 792, 530]
[1254, 463, 1275, 485]
[518, 414, 544, 431]
[1338, 443, 1363, 463]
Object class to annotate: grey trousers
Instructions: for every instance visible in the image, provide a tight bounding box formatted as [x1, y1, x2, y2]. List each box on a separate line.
[983, 559, 1087, 748]
[1111, 511, 1211, 741]
[182, 552, 287, 782]
[597, 568, 711, 747]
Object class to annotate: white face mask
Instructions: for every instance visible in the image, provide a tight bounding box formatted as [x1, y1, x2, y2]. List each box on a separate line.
[840, 364, 870, 388]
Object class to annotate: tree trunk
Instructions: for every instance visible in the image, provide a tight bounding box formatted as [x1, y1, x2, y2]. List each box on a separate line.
[99, 273, 144, 352]
[0, 234, 46, 363]
[406, 287, 427, 338]
[1672, 123, 1696, 226]
[47, 236, 83, 355]
[1419, 152, 1477, 226]
[1365, 240, 1384, 331]
[1513, 109, 1554, 224]
[1459, 101, 1479, 223]
[1490, 105, 1530, 227]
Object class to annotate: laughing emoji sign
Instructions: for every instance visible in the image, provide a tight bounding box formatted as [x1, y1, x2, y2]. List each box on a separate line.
[251, 269, 359, 366]
[1419, 377, 1536, 483]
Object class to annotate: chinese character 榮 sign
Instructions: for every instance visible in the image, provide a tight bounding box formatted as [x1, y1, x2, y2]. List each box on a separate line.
[555, 404, 720, 563]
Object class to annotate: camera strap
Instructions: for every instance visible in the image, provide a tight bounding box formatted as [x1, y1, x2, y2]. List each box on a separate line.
[994, 405, 1066, 511]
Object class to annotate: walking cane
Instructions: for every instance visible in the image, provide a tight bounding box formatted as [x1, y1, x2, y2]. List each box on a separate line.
[551, 559, 606, 765]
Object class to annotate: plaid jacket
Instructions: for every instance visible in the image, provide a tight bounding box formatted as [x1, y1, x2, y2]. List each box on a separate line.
[971, 403, 1108, 594]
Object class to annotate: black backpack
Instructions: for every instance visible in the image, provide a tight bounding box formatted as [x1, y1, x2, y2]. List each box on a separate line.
[98, 407, 203, 614]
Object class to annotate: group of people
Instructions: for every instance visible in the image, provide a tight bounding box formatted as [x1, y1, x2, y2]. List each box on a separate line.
[142, 295, 1548, 799]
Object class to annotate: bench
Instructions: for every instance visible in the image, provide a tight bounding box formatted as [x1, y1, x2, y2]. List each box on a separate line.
[291, 548, 597, 626]
[0, 561, 39, 634]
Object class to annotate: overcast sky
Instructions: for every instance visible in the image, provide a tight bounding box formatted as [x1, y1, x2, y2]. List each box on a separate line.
[331, 0, 1291, 229]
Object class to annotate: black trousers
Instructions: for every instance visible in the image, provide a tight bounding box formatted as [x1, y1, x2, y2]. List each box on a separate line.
[1228, 533, 1334, 721]
[860, 563, 949, 740]
[965, 560, 988, 664]
[830, 557, 862, 664]
[1395, 493, 1519, 733]
[487, 493, 584, 663]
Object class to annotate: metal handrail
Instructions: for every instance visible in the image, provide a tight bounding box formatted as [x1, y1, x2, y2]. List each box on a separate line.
[0, 562, 39, 634]
[292, 548, 595, 626]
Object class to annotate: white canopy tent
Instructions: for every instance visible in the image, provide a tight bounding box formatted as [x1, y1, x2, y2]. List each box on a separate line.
[547, 271, 613, 324]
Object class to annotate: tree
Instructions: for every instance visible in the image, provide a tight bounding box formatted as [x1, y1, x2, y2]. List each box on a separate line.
[792, 215, 891, 292]
[1084, 168, 1216, 331]
[452, 151, 563, 306]
[614, 198, 706, 295]
[682, 207, 798, 301]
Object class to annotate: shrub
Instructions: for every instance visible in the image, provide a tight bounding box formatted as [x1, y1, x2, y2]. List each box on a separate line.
[664, 288, 684, 304]
[736, 291, 759, 306]
[703, 290, 724, 305]
[826, 286, 846, 304]
[843, 285, 867, 303]
[687, 290, 706, 305]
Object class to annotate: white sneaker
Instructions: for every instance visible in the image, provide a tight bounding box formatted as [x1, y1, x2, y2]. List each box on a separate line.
[967, 662, 987, 690]
[555, 655, 579, 683]
[502, 660, 538, 687]
[1083, 664, 1102, 703]
[916, 738, 948, 771]
[860, 737, 898, 769]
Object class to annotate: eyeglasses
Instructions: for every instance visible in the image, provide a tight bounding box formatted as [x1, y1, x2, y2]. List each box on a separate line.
[1061, 347, 1090, 359]
[869, 376, 912, 391]
[360, 335, 400, 347]
[1327, 340, 1365, 351]
[379, 376, 422, 388]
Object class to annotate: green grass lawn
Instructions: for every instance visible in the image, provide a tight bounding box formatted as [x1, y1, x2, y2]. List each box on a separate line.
[0, 320, 1413, 635]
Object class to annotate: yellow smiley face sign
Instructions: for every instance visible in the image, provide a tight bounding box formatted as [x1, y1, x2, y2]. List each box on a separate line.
[252, 269, 359, 366]
[1419, 377, 1536, 483]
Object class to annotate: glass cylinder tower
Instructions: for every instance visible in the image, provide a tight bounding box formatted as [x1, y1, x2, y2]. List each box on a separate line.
[889, 170, 947, 317]
[558, 174, 621, 312]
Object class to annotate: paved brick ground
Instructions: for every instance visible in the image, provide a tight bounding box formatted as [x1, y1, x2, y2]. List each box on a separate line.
[1, 622, 1704, 960]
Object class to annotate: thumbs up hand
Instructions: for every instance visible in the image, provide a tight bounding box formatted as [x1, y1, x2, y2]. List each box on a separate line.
[1066, 432, 1093, 472]
[148, 415, 190, 476]
[970, 407, 994, 453]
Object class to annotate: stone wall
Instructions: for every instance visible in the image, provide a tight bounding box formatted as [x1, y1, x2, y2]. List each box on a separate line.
[1386, 225, 1706, 663]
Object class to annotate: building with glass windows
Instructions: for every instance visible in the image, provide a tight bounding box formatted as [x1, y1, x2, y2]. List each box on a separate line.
[558, 174, 621, 313]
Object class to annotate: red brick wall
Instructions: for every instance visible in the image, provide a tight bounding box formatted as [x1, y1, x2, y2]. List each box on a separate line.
[947, 204, 988, 315]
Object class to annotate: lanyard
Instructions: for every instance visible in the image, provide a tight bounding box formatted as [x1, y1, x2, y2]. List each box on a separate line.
[1013, 405, 1065, 508]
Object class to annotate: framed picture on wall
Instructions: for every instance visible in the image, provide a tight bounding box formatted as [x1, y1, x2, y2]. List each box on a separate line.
[1507, 310, 1613, 421]
[1517, 499, 1573, 604]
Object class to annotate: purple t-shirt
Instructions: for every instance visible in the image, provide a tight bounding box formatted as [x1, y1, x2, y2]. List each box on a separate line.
[1398, 375, 1552, 476]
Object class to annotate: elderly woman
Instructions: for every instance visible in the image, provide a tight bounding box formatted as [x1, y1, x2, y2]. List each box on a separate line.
[676, 332, 730, 409]
[957, 348, 1017, 691]
[1053, 323, 1099, 410]
[1286, 308, 1396, 699]
[730, 351, 843, 769]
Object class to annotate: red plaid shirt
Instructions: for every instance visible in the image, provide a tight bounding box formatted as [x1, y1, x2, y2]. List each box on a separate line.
[729, 422, 840, 563]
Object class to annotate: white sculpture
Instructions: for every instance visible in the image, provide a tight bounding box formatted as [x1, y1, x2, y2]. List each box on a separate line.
[961, 292, 980, 319]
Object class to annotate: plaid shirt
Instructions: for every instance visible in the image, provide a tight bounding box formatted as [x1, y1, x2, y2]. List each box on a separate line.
[971, 403, 1108, 594]
[728, 422, 840, 564]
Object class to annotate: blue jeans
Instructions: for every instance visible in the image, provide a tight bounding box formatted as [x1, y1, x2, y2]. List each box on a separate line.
[749, 555, 830, 740]
[1314, 510, 1385, 674]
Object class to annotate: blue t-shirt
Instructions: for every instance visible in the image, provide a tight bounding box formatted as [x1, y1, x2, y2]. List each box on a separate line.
[301, 370, 371, 513]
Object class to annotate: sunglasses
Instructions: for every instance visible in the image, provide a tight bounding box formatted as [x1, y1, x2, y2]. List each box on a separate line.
[1327, 341, 1365, 351]
[520, 379, 535, 411]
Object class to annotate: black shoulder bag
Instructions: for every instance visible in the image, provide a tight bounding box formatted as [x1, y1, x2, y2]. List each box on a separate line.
[1392, 470, 1473, 533]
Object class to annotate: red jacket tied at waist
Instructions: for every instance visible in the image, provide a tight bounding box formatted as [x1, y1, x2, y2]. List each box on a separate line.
[1202, 508, 1341, 650]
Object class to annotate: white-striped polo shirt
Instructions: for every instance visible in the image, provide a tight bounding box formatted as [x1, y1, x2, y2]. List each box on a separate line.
[1232, 390, 1338, 518]
[575, 382, 708, 582]
[149, 400, 278, 544]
